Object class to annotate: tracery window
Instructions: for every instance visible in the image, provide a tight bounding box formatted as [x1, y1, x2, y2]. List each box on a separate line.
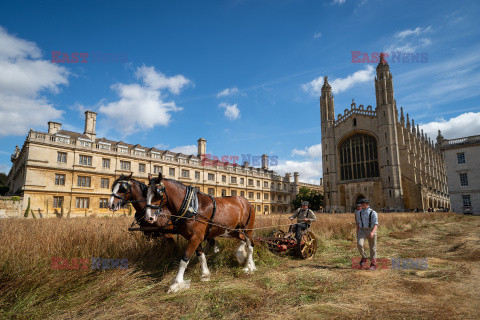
[339, 133, 379, 180]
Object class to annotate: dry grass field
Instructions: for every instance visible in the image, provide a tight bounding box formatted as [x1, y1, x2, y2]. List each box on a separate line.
[0, 212, 479, 319]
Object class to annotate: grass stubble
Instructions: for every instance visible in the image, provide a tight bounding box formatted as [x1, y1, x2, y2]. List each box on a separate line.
[0, 212, 479, 319]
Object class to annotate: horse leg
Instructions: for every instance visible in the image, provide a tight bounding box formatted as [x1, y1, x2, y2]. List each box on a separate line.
[207, 238, 220, 253]
[196, 244, 211, 281]
[168, 236, 202, 293]
[243, 233, 257, 273]
[235, 236, 248, 265]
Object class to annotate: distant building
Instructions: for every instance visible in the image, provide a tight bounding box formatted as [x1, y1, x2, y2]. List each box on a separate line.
[7, 111, 314, 216]
[440, 133, 480, 215]
[321, 54, 449, 212]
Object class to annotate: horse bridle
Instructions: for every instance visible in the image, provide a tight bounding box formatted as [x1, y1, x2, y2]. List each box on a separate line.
[145, 181, 168, 217]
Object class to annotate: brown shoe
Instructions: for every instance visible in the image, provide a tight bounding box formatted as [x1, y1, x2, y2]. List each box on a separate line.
[359, 258, 367, 267]
[369, 259, 377, 270]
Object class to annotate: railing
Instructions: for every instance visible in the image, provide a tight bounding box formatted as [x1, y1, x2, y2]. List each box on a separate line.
[334, 105, 376, 126]
[443, 135, 480, 146]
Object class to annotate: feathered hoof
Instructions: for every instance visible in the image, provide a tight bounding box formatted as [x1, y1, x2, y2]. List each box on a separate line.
[167, 279, 191, 293]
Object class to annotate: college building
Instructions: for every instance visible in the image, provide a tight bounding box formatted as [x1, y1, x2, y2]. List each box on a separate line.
[440, 133, 480, 215]
[321, 55, 450, 212]
[6, 111, 320, 216]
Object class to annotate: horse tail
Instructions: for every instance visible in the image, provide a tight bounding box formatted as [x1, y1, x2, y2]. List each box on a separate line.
[243, 199, 255, 239]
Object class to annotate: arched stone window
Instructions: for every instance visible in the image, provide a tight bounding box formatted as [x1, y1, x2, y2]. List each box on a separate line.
[339, 133, 379, 181]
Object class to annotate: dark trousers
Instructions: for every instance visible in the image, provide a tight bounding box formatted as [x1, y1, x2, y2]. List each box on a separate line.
[290, 223, 308, 239]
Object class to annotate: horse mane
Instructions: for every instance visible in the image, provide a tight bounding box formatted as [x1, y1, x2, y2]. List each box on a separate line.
[112, 175, 149, 198]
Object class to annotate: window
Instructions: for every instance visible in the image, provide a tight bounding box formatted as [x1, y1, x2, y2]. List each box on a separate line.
[257, 205, 260, 211]
[462, 195, 472, 207]
[256, 180, 260, 187]
[231, 190, 237, 196]
[53, 196, 63, 208]
[195, 171, 200, 179]
[222, 189, 226, 196]
[79, 155, 92, 166]
[169, 168, 175, 176]
[77, 176, 91, 187]
[222, 175, 226, 182]
[460, 173, 468, 186]
[120, 161, 130, 171]
[208, 173, 215, 181]
[265, 206, 269, 212]
[264, 193, 269, 200]
[76, 197, 89, 209]
[134, 150, 145, 157]
[457, 153, 465, 164]
[153, 166, 162, 174]
[241, 191, 245, 197]
[208, 188, 215, 196]
[55, 174, 65, 186]
[101, 178, 109, 189]
[102, 158, 110, 168]
[248, 179, 253, 186]
[257, 193, 260, 199]
[181, 169, 189, 178]
[264, 181, 268, 187]
[231, 176, 237, 184]
[248, 192, 254, 199]
[139, 163, 146, 173]
[57, 152, 67, 163]
[339, 133, 379, 181]
[99, 198, 108, 209]
[118, 147, 128, 154]
[240, 178, 244, 185]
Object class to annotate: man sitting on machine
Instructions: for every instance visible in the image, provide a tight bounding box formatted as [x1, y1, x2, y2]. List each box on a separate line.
[288, 201, 317, 240]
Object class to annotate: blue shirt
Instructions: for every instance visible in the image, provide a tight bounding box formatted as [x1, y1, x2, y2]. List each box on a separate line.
[355, 207, 378, 228]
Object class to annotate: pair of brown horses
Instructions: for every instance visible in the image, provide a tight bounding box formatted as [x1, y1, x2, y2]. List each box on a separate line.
[109, 173, 256, 292]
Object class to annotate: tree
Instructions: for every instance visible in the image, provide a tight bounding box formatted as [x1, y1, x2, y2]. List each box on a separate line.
[291, 187, 324, 211]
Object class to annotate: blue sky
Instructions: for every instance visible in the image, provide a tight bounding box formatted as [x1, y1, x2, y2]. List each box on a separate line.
[1, 0, 480, 182]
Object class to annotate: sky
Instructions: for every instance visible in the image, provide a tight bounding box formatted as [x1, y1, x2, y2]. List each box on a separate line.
[1, 0, 479, 183]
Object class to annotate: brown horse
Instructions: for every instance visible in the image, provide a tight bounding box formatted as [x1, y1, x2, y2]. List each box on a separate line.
[108, 173, 218, 248]
[145, 172, 256, 292]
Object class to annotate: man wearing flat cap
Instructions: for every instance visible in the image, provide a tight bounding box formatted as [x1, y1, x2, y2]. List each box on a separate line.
[289, 201, 316, 240]
[356, 198, 379, 270]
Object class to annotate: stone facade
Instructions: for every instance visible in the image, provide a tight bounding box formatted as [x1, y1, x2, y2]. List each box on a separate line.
[321, 55, 450, 212]
[7, 112, 317, 217]
[440, 134, 480, 215]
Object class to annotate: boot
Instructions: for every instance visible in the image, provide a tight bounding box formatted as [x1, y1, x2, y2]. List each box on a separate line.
[359, 258, 367, 267]
[369, 258, 377, 270]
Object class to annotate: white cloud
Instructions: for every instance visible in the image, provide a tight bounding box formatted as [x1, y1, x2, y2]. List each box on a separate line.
[313, 32, 322, 39]
[0, 26, 69, 136]
[395, 26, 432, 39]
[170, 144, 197, 155]
[420, 112, 480, 140]
[135, 65, 191, 94]
[219, 102, 241, 120]
[333, 0, 346, 4]
[154, 143, 169, 150]
[292, 143, 322, 159]
[99, 66, 191, 135]
[217, 87, 239, 98]
[274, 160, 323, 184]
[302, 65, 374, 96]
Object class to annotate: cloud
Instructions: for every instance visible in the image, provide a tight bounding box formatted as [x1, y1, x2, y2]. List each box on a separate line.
[99, 66, 191, 135]
[386, 26, 433, 53]
[292, 143, 322, 159]
[135, 65, 191, 94]
[0, 26, 69, 136]
[332, 0, 346, 4]
[420, 112, 480, 140]
[395, 26, 432, 39]
[219, 102, 241, 120]
[274, 160, 322, 184]
[170, 144, 197, 155]
[216, 87, 239, 98]
[302, 65, 374, 96]
[313, 32, 322, 39]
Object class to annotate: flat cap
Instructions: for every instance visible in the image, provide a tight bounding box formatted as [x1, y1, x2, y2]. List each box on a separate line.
[301, 201, 309, 206]
[359, 198, 370, 204]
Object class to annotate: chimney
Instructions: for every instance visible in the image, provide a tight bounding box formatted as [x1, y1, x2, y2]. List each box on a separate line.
[261, 154, 269, 170]
[48, 121, 62, 134]
[285, 173, 291, 183]
[84, 111, 97, 140]
[294, 172, 299, 184]
[197, 138, 206, 158]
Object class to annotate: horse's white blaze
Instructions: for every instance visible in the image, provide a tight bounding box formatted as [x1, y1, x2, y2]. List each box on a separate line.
[108, 183, 120, 210]
[145, 187, 156, 223]
[198, 253, 210, 281]
[168, 259, 190, 292]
